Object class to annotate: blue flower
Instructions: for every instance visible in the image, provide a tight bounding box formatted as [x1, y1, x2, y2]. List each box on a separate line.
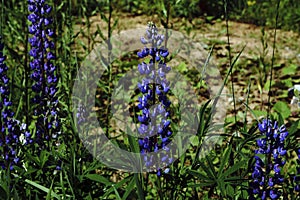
[76, 103, 88, 126]
[137, 23, 173, 176]
[293, 148, 300, 192]
[28, 0, 60, 152]
[249, 119, 287, 199]
[0, 38, 29, 170]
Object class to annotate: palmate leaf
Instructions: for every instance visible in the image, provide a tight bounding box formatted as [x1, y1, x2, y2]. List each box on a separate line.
[224, 176, 247, 182]
[217, 178, 226, 197]
[188, 182, 215, 188]
[217, 145, 232, 178]
[190, 142, 247, 198]
[192, 158, 216, 180]
[205, 156, 217, 179]
[192, 99, 212, 168]
[188, 170, 214, 182]
[222, 160, 245, 178]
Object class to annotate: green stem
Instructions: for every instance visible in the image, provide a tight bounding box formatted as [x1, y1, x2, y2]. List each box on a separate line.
[224, 0, 237, 131]
[105, 0, 113, 136]
[267, 0, 280, 118]
[164, 0, 170, 49]
[134, 173, 145, 200]
[156, 176, 163, 200]
[24, 0, 29, 129]
[0, 0, 3, 35]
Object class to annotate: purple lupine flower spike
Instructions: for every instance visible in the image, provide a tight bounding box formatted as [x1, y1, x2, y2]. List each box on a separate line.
[0, 37, 28, 170]
[137, 23, 173, 176]
[28, 0, 60, 149]
[293, 148, 300, 193]
[249, 119, 288, 199]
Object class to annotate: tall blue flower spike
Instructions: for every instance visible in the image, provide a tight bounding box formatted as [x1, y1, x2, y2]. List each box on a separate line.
[0, 38, 29, 170]
[137, 23, 173, 176]
[249, 119, 288, 200]
[28, 0, 60, 148]
[293, 148, 300, 193]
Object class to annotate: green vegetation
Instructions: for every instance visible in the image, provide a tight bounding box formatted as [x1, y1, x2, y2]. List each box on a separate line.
[0, 0, 299, 199]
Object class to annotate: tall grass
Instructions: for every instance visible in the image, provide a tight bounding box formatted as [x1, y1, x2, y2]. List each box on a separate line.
[0, 0, 299, 199]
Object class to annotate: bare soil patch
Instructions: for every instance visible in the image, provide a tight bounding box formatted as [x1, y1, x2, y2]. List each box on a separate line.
[75, 13, 300, 127]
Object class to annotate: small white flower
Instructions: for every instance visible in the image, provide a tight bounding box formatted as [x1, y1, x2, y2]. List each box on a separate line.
[291, 96, 299, 105]
[19, 134, 26, 145]
[290, 84, 300, 108]
[20, 123, 27, 130]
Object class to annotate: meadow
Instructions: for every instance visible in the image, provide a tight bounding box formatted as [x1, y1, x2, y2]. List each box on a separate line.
[0, 0, 299, 199]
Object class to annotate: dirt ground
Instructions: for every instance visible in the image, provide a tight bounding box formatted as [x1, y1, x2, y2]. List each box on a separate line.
[76, 13, 300, 64]
[75, 13, 300, 127]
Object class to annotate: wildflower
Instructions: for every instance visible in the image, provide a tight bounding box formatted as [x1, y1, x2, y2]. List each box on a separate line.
[0, 38, 28, 170]
[76, 103, 88, 133]
[28, 0, 60, 148]
[137, 23, 172, 176]
[289, 85, 300, 108]
[249, 119, 288, 199]
[294, 148, 300, 192]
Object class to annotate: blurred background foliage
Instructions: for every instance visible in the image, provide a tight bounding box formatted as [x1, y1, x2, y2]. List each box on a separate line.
[3, 0, 300, 32]
[53, 0, 300, 32]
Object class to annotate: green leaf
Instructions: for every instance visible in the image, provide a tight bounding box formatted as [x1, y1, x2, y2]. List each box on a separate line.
[222, 160, 245, 177]
[226, 184, 235, 198]
[111, 18, 119, 33]
[112, 185, 122, 200]
[217, 179, 226, 197]
[177, 62, 188, 73]
[190, 135, 199, 146]
[273, 101, 291, 119]
[100, 13, 109, 23]
[289, 120, 299, 135]
[46, 179, 55, 200]
[217, 145, 232, 177]
[25, 179, 60, 199]
[252, 110, 267, 118]
[84, 174, 111, 186]
[282, 64, 297, 75]
[161, 1, 167, 18]
[134, 173, 144, 200]
[263, 80, 275, 91]
[103, 176, 131, 198]
[188, 182, 215, 188]
[127, 125, 140, 153]
[0, 184, 8, 200]
[121, 178, 135, 200]
[206, 156, 216, 179]
[188, 170, 214, 181]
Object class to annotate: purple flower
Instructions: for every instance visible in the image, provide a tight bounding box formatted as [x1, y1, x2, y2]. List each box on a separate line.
[269, 190, 278, 199]
[293, 148, 300, 192]
[0, 38, 26, 170]
[28, 0, 60, 148]
[137, 23, 172, 176]
[76, 103, 87, 126]
[249, 119, 287, 199]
